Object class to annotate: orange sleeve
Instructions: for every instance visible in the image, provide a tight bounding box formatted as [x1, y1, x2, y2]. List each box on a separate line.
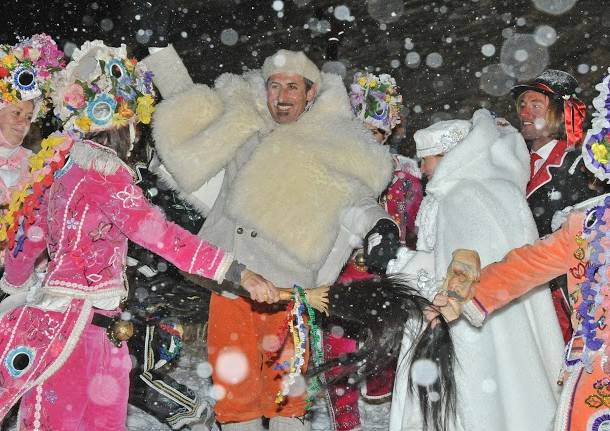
[472, 212, 583, 318]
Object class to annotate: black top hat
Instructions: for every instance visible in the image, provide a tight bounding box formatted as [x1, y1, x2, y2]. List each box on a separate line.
[511, 69, 580, 101]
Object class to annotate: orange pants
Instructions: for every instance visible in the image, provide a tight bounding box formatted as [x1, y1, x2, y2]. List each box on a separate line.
[208, 294, 309, 424]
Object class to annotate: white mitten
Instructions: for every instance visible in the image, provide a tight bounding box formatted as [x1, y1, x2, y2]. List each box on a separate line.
[142, 44, 194, 98]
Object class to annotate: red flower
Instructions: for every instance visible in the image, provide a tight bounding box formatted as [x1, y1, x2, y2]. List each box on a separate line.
[0, 67, 9, 79]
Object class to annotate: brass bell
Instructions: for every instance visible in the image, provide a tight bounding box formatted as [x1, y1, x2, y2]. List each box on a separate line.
[111, 320, 135, 342]
[354, 251, 367, 269]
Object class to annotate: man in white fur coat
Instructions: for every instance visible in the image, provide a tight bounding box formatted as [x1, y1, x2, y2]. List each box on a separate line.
[143, 47, 397, 431]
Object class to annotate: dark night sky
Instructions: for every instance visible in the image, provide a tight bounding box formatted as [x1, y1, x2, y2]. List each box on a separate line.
[3, 0, 610, 137]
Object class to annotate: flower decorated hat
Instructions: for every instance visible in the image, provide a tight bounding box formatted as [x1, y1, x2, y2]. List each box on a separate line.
[349, 72, 402, 134]
[52, 40, 155, 134]
[0, 34, 65, 120]
[582, 68, 610, 182]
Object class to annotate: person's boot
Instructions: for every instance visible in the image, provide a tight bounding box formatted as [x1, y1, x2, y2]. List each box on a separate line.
[362, 362, 396, 403]
[221, 418, 263, 431]
[268, 416, 311, 431]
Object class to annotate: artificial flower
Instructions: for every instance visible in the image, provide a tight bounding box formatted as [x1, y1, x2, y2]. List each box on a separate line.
[63, 83, 86, 109]
[111, 112, 128, 127]
[125, 57, 138, 72]
[75, 115, 92, 132]
[117, 102, 134, 119]
[136, 94, 155, 124]
[1, 54, 16, 69]
[592, 142, 609, 164]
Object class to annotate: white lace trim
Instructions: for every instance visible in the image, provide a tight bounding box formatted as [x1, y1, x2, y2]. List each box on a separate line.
[414, 269, 438, 301]
[41, 285, 127, 301]
[415, 194, 439, 252]
[0, 272, 39, 295]
[45, 278, 124, 291]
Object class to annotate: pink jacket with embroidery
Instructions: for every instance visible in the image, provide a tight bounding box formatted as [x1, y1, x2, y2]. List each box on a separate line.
[2, 140, 233, 300]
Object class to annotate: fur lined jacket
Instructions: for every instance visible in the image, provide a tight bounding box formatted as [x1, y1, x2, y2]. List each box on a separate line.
[1, 139, 232, 303]
[145, 46, 393, 288]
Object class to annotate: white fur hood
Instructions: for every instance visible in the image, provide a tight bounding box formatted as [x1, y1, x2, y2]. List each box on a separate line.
[426, 109, 530, 198]
[415, 109, 531, 252]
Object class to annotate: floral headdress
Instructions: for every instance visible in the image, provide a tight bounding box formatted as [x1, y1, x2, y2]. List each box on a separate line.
[582, 68, 610, 183]
[52, 40, 155, 134]
[0, 34, 65, 119]
[349, 72, 402, 134]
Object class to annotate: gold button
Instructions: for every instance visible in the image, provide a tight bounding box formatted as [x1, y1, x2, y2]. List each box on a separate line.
[236, 227, 244, 234]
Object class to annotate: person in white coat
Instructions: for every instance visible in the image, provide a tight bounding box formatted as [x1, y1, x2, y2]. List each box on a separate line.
[387, 109, 564, 431]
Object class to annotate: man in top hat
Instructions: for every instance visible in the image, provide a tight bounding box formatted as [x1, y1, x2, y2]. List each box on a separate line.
[512, 69, 599, 341]
[142, 47, 398, 431]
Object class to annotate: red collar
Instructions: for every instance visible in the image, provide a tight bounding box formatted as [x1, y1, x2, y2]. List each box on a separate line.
[526, 139, 569, 198]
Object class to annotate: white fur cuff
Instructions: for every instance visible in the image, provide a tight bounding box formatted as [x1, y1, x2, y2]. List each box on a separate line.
[462, 299, 486, 327]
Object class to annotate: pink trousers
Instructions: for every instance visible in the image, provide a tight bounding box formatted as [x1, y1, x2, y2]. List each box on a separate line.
[18, 312, 131, 431]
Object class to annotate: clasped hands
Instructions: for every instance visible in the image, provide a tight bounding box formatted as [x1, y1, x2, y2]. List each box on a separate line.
[427, 249, 481, 324]
[240, 269, 281, 304]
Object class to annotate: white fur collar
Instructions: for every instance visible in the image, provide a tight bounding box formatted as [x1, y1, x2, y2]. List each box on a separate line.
[426, 109, 529, 198]
[70, 140, 133, 177]
[226, 74, 393, 266]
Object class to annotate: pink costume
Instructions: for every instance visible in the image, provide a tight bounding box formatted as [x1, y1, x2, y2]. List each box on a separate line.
[0, 139, 232, 430]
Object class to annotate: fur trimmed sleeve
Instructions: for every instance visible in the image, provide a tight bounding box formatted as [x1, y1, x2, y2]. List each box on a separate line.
[152, 70, 271, 193]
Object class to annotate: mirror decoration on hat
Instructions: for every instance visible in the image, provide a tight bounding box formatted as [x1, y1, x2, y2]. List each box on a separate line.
[52, 40, 155, 134]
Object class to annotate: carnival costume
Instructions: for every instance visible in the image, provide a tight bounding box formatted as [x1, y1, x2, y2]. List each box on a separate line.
[144, 46, 398, 429]
[514, 70, 598, 342]
[0, 41, 236, 430]
[460, 68, 610, 431]
[326, 72, 421, 431]
[0, 34, 64, 206]
[387, 109, 564, 431]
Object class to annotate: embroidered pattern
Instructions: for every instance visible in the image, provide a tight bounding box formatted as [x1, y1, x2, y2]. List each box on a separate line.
[112, 184, 142, 209]
[586, 409, 610, 430]
[577, 199, 610, 372]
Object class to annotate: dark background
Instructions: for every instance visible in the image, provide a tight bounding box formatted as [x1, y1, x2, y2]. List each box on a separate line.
[3, 0, 609, 144]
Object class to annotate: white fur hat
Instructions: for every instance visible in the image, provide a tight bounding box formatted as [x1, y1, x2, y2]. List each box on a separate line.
[262, 49, 320, 86]
[415, 119, 471, 158]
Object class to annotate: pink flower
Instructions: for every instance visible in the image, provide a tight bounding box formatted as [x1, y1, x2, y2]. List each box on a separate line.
[63, 83, 86, 109]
